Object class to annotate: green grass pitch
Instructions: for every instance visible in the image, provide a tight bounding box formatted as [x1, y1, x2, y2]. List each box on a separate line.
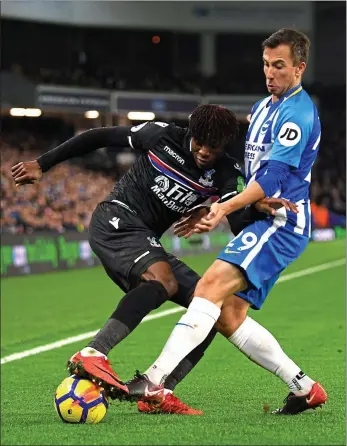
[1, 240, 346, 445]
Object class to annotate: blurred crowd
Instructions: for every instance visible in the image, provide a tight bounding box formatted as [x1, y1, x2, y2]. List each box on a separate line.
[310, 109, 346, 228]
[35, 65, 266, 96]
[1, 107, 345, 235]
[1, 133, 114, 235]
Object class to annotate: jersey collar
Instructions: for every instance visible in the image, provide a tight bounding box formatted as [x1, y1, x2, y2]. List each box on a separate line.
[282, 83, 302, 101]
[266, 83, 302, 110]
[183, 129, 192, 152]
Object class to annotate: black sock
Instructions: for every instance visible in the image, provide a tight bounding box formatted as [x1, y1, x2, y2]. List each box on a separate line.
[164, 326, 218, 391]
[88, 280, 169, 356]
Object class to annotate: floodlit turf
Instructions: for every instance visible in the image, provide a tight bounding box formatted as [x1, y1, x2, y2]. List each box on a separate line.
[1, 240, 346, 445]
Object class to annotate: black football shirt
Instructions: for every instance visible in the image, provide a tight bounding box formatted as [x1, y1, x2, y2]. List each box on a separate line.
[105, 122, 245, 236]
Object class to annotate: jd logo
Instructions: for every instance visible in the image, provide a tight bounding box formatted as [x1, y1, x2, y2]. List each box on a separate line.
[280, 128, 298, 140]
[278, 122, 301, 147]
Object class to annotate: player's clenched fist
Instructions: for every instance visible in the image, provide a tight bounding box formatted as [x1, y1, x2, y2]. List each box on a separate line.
[11, 160, 42, 186]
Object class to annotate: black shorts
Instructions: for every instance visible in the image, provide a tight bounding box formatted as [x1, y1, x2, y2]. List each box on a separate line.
[89, 201, 200, 308]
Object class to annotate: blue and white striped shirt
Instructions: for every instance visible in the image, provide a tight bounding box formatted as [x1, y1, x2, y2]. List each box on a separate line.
[245, 84, 321, 237]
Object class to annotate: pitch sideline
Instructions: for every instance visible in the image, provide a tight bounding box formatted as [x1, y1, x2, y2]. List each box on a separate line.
[1, 258, 345, 365]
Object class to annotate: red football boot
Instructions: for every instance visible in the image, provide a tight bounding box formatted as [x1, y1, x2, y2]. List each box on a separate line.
[138, 393, 203, 415]
[67, 351, 128, 395]
[272, 382, 328, 415]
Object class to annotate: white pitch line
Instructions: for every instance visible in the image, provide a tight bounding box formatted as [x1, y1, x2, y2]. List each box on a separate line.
[1, 258, 345, 365]
[0, 307, 185, 365]
[276, 258, 345, 283]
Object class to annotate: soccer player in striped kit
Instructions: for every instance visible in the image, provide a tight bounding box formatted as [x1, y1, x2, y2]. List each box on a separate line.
[124, 28, 328, 415]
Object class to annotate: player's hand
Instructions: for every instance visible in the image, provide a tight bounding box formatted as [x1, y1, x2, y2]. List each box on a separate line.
[11, 160, 42, 187]
[190, 202, 226, 235]
[255, 197, 299, 216]
[173, 206, 209, 238]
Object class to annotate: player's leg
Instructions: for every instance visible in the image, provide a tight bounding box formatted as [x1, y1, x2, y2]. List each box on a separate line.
[164, 255, 218, 394]
[135, 255, 217, 414]
[68, 202, 174, 391]
[216, 292, 327, 414]
[87, 261, 178, 357]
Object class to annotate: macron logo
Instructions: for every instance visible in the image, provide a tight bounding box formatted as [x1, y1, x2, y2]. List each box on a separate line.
[163, 146, 185, 165]
[109, 217, 120, 229]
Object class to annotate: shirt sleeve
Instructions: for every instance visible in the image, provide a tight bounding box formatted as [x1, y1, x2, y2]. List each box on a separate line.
[270, 104, 313, 168]
[218, 167, 246, 204]
[128, 122, 169, 152]
[37, 126, 131, 173]
[216, 163, 267, 234]
[226, 205, 266, 236]
[256, 160, 291, 197]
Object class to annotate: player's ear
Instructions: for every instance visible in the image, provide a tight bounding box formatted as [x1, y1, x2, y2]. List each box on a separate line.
[297, 62, 306, 76]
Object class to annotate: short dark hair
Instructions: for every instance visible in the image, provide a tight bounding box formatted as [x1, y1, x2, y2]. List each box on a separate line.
[262, 28, 310, 65]
[189, 104, 239, 149]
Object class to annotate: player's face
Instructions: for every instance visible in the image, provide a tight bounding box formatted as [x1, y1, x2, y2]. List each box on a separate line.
[263, 44, 306, 101]
[191, 139, 224, 169]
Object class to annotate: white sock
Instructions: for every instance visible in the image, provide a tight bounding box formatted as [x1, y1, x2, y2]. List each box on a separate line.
[163, 389, 173, 396]
[80, 347, 106, 358]
[228, 316, 315, 395]
[145, 297, 221, 385]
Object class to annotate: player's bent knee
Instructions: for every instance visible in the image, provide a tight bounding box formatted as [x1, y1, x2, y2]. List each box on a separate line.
[142, 271, 178, 297]
[149, 276, 177, 297]
[195, 261, 247, 305]
[163, 276, 179, 298]
[142, 261, 179, 297]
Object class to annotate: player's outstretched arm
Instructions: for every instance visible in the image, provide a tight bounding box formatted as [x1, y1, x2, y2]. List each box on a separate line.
[180, 197, 298, 238]
[12, 126, 131, 186]
[225, 197, 298, 236]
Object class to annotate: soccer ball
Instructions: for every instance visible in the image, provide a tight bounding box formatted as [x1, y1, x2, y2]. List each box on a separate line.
[54, 375, 108, 424]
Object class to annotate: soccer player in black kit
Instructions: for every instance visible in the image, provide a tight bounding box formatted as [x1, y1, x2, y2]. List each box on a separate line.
[12, 105, 296, 415]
